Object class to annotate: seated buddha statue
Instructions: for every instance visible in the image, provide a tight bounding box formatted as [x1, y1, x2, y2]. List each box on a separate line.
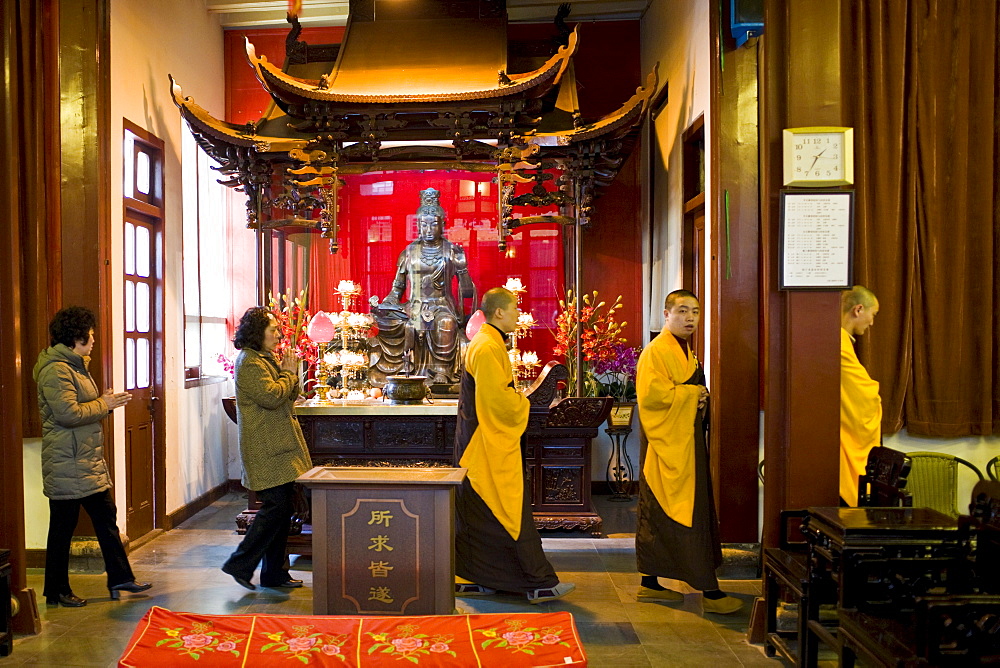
[368, 188, 477, 387]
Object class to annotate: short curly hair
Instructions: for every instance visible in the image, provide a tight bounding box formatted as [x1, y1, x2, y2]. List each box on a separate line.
[49, 306, 97, 348]
[233, 306, 275, 351]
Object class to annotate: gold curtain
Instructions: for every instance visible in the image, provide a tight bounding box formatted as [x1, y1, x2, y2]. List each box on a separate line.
[844, 0, 999, 437]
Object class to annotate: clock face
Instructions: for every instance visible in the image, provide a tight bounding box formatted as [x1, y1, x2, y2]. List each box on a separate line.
[783, 128, 854, 186]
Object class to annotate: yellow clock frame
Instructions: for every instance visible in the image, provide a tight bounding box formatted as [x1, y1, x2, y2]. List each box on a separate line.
[782, 126, 854, 187]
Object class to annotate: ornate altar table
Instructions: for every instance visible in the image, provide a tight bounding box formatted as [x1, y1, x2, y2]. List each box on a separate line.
[295, 399, 459, 467]
[224, 383, 608, 548]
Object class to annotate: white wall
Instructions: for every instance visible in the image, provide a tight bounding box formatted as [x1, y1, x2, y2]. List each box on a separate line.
[639, 0, 711, 337]
[590, 0, 712, 481]
[109, 0, 231, 519]
[22, 439, 47, 548]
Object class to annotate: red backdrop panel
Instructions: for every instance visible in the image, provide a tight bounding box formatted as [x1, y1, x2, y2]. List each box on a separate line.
[303, 170, 563, 364]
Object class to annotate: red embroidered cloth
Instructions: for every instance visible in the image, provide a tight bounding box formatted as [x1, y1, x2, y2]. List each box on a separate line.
[118, 606, 587, 666]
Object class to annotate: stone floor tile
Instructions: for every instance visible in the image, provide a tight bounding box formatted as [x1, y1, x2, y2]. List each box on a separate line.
[5, 493, 786, 667]
[585, 644, 653, 667]
[641, 642, 743, 667]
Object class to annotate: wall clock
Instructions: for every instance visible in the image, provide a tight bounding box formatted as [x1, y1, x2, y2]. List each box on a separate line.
[782, 126, 854, 187]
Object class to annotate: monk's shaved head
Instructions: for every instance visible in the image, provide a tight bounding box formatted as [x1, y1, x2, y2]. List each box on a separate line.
[841, 285, 878, 314]
[481, 287, 516, 316]
[665, 289, 699, 311]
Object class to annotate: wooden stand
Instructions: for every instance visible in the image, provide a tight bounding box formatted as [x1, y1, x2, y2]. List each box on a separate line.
[297, 466, 466, 616]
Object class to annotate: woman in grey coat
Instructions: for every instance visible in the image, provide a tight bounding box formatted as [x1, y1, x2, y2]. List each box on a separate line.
[33, 306, 151, 607]
[221, 307, 312, 590]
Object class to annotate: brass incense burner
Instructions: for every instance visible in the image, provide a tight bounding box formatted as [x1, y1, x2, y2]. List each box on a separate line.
[383, 376, 429, 405]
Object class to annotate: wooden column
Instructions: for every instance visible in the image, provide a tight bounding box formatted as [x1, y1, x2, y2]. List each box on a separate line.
[58, 0, 112, 396]
[708, 0, 762, 542]
[0, 0, 60, 634]
[760, 0, 845, 547]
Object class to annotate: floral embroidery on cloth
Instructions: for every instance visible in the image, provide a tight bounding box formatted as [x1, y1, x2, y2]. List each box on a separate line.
[260, 625, 351, 663]
[118, 607, 586, 666]
[476, 618, 573, 656]
[155, 620, 245, 659]
[365, 623, 457, 663]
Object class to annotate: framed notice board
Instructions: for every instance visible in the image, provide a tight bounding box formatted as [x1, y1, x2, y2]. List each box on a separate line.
[779, 190, 854, 289]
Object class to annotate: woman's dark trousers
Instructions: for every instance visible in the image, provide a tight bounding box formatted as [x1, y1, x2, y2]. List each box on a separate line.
[223, 481, 294, 585]
[44, 489, 135, 598]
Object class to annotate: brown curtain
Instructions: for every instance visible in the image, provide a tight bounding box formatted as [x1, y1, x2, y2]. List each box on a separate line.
[844, 0, 999, 437]
[3, 0, 58, 438]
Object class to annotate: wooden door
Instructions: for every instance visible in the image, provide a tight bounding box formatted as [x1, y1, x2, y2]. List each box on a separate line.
[123, 212, 158, 538]
[683, 202, 707, 361]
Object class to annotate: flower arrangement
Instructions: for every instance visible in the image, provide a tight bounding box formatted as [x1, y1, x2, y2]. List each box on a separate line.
[267, 289, 318, 368]
[552, 290, 628, 396]
[592, 342, 640, 404]
[215, 353, 235, 378]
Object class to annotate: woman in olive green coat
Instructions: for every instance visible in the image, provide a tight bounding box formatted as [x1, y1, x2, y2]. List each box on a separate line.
[222, 307, 312, 590]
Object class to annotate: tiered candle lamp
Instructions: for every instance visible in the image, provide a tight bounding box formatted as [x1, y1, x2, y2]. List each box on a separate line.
[503, 278, 541, 389]
[307, 280, 375, 402]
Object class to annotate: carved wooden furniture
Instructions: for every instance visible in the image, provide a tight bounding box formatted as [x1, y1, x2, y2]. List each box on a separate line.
[839, 595, 1000, 667]
[763, 510, 811, 665]
[836, 481, 1000, 667]
[858, 445, 913, 507]
[0, 548, 11, 657]
[297, 466, 465, 616]
[224, 363, 612, 549]
[764, 445, 916, 666]
[523, 363, 613, 537]
[295, 402, 458, 468]
[800, 506, 963, 667]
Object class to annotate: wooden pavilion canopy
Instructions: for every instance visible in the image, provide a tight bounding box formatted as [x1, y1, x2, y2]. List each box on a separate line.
[170, 0, 657, 252]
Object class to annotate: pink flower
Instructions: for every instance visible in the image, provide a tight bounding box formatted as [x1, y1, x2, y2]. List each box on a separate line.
[321, 644, 342, 655]
[181, 633, 212, 649]
[540, 634, 561, 645]
[502, 631, 535, 647]
[429, 642, 450, 653]
[216, 641, 237, 652]
[287, 636, 317, 651]
[392, 636, 423, 652]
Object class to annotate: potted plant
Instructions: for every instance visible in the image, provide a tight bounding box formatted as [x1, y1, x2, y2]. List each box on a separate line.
[592, 342, 641, 429]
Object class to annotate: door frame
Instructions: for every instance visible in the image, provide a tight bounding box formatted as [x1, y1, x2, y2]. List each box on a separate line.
[122, 118, 167, 534]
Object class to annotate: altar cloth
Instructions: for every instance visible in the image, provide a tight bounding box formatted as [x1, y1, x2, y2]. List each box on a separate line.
[117, 606, 586, 667]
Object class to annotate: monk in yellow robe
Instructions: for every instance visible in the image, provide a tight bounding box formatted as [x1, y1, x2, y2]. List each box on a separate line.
[840, 285, 882, 505]
[453, 287, 575, 603]
[634, 290, 741, 615]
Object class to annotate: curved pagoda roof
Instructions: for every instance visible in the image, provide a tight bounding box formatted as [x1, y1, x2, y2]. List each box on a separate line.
[246, 26, 578, 108]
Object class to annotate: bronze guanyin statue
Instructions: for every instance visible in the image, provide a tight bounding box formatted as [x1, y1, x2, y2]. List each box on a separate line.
[368, 188, 477, 387]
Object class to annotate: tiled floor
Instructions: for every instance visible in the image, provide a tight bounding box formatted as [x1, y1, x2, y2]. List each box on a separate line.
[3, 494, 786, 667]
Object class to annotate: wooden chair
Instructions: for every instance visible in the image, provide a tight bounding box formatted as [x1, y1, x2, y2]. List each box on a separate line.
[858, 446, 913, 507]
[986, 455, 999, 482]
[905, 451, 984, 517]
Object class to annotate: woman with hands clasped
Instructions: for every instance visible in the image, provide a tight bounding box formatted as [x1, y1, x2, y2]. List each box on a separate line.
[32, 306, 152, 607]
[221, 307, 312, 590]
